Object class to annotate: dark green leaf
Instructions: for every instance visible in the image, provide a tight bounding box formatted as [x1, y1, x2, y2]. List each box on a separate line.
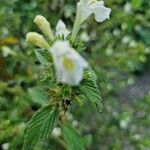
[62, 122, 85, 150]
[23, 105, 59, 150]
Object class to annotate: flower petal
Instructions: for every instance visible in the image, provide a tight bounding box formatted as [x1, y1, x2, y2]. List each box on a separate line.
[61, 65, 84, 85]
[49, 41, 88, 86]
[91, 1, 111, 22]
[50, 41, 70, 57]
[77, 0, 92, 23]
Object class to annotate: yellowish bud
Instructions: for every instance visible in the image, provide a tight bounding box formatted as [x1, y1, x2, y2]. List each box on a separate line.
[26, 32, 50, 49]
[34, 15, 54, 40]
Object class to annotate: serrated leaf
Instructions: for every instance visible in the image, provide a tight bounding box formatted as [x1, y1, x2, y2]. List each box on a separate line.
[80, 70, 102, 112]
[62, 123, 85, 150]
[83, 69, 98, 83]
[35, 49, 52, 66]
[23, 105, 59, 150]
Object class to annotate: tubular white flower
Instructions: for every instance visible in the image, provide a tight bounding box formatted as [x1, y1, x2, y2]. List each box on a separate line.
[77, 0, 93, 23]
[79, 0, 111, 22]
[34, 15, 54, 40]
[90, 1, 111, 22]
[49, 41, 88, 86]
[55, 20, 70, 39]
[26, 32, 50, 49]
[72, 0, 111, 37]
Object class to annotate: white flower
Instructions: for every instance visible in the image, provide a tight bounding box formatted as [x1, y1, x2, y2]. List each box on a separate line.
[78, 0, 111, 22]
[55, 20, 70, 39]
[77, 0, 92, 23]
[49, 41, 88, 86]
[90, 1, 111, 22]
[72, 0, 111, 37]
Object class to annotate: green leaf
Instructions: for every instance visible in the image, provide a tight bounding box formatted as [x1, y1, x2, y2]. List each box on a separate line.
[35, 49, 52, 66]
[80, 70, 102, 112]
[62, 123, 85, 150]
[83, 69, 98, 83]
[28, 86, 48, 106]
[23, 105, 59, 150]
[68, 36, 86, 53]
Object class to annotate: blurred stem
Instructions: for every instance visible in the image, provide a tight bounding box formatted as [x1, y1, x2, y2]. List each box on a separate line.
[71, 4, 81, 39]
[72, 17, 80, 38]
[50, 135, 68, 150]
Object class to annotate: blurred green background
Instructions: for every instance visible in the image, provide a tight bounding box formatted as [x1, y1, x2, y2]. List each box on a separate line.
[0, 0, 150, 149]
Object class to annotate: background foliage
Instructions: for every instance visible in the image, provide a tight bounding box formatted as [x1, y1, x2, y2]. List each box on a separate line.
[0, 0, 150, 149]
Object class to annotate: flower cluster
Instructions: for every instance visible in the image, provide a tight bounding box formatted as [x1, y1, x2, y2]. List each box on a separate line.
[26, 0, 111, 86]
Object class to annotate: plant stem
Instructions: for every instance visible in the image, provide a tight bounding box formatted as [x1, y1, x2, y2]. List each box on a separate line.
[71, 4, 81, 39]
[50, 135, 68, 150]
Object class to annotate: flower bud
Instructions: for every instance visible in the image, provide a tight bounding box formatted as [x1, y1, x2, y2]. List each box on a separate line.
[34, 15, 54, 40]
[26, 32, 50, 49]
[55, 20, 70, 39]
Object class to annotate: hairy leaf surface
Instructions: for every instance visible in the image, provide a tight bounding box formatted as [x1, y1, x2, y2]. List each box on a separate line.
[23, 105, 58, 150]
[80, 70, 102, 112]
